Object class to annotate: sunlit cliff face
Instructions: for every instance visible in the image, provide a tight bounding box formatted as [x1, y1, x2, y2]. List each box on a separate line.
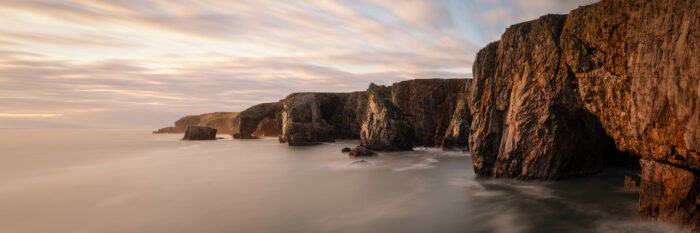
[0, 0, 596, 128]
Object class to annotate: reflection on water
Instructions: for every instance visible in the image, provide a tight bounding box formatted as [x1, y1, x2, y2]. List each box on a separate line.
[0, 129, 687, 233]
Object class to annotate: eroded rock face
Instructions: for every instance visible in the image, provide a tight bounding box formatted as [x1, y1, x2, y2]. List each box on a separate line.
[561, 0, 700, 171]
[182, 126, 217, 140]
[233, 102, 281, 139]
[360, 83, 414, 151]
[251, 117, 278, 138]
[469, 15, 609, 180]
[277, 92, 367, 146]
[639, 159, 699, 232]
[558, 0, 700, 228]
[390, 79, 467, 148]
[442, 79, 473, 150]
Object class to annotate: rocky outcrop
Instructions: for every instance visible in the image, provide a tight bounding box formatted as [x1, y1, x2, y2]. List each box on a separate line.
[639, 159, 699, 232]
[233, 102, 281, 139]
[558, 0, 700, 229]
[469, 14, 610, 180]
[182, 126, 217, 140]
[390, 79, 467, 148]
[349, 146, 377, 157]
[154, 112, 238, 134]
[442, 79, 473, 150]
[360, 83, 414, 150]
[470, 0, 700, 229]
[277, 92, 367, 146]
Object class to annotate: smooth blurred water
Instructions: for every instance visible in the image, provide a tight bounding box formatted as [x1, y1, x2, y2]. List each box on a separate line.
[0, 129, 687, 233]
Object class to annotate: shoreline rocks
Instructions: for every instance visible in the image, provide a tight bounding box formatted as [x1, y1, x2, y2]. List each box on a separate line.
[349, 146, 377, 157]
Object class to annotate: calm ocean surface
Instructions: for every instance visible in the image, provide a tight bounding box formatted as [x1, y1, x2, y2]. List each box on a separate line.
[0, 129, 686, 233]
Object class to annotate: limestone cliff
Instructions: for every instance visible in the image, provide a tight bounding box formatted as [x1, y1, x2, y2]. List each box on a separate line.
[470, 0, 700, 229]
[442, 79, 473, 150]
[277, 92, 367, 146]
[469, 15, 609, 180]
[360, 83, 414, 150]
[559, 0, 700, 229]
[232, 102, 281, 139]
[390, 79, 467, 148]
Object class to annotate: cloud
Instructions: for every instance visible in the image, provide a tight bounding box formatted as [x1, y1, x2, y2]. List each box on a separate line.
[0, 0, 596, 128]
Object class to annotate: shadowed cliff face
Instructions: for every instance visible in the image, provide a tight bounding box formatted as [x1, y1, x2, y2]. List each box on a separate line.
[559, 0, 700, 230]
[442, 79, 473, 150]
[277, 92, 368, 146]
[390, 79, 467, 148]
[360, 83, 414, 150]
[232, 102, 281, 139]
[471, 0, 700, 230]
[469, 14, 609, 180]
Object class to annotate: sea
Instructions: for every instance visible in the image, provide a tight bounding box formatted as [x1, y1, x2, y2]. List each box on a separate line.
[0, 129, 688, 233]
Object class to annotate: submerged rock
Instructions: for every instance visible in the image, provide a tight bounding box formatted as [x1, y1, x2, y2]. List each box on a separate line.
[277, 92, 367, 146]
[233, 102, 281, 139]
[351, 160, 371, 166]
[341, 147, 351, 153]
[360, 83, 414, 151]
[182, 126, 217, 140]
[349, 146, 377, 157]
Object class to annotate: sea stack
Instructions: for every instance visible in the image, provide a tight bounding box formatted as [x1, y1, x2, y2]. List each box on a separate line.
[182, 126, 217, 140]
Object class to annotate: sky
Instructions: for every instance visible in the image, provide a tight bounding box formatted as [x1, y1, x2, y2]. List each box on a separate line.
[0, 0, 598, 128]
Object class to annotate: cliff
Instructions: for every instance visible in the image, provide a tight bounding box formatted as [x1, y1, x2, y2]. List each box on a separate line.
[560, 0, 700, 230]
[154, 112, 238, 134]
[390, 79, 467, 148]
[360, 83, 414, 150]
[469, 15, 610, 180]
[470, 0, 699, 230]
[442, 79, 473, 150]
[232, 102, 281, 139]
[277, 92, 367, 146]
